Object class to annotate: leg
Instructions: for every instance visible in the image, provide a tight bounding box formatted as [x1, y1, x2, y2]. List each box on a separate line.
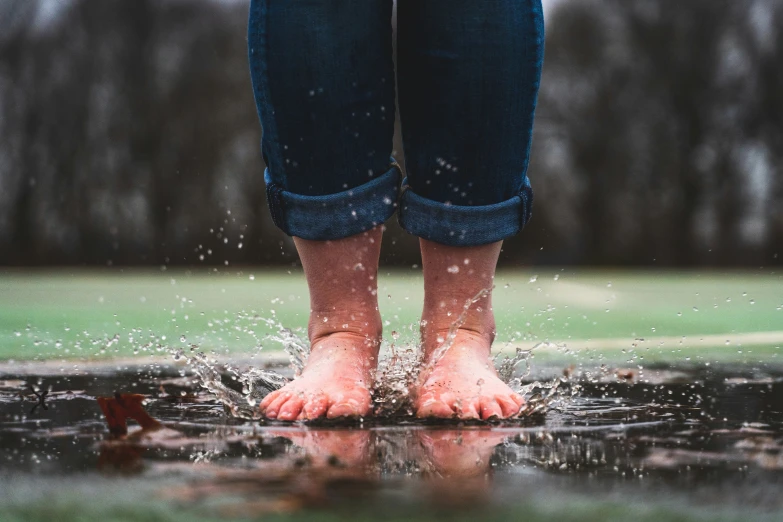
[415, 239, 525, 419]
[260, 227, 383, 420]
[396, 0, 545, 418]
[248, 0, 396, 419]
[248, 0, 398, 240]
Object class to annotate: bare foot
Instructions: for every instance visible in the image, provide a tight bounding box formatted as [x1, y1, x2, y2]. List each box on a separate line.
[414, 239, 524, 420]
[260, 227, 383, 421]
[414, 330, 525, 420]
[260, 332, 377, 421]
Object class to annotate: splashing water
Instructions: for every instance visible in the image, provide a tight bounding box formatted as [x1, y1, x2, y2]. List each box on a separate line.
[178, 295, 581, 421]
[372, 342, 423, 418]
[172, 314, 308, 419]
[497, 342, 583, 416]
[173, 349, 256, 418]
[256, 317, 310, 377]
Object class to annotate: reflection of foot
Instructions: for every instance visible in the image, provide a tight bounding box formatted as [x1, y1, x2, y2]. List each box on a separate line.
[260, 333, 377, 421]
[270, 428, 373, 470]
[419, 429, 508, 477]
[415, 330, 525, 420]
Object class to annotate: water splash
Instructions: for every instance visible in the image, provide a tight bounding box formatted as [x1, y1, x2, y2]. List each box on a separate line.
[495, 341, 582, 416]
[173, 348, 257, 418]
[372, 342, 422, 418]
[262, 322, 309, 376]
[172, 314, 309, 419]
[181, 300, 581, 421]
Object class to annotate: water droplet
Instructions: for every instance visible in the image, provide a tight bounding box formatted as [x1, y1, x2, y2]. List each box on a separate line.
[447, 265, 460, 274]
[529, 275, 538, 283]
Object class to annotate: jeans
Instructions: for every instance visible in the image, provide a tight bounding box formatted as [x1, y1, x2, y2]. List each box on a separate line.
[248, 0, 544, 247]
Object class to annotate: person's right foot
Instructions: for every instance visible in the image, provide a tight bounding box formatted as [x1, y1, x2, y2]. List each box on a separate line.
[263, 228, 383, 421]
[260, 332, 378, 421]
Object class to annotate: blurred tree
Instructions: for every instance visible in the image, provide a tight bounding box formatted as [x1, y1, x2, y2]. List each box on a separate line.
[0, 0, 781, 267]
[530, 0, 782, 267]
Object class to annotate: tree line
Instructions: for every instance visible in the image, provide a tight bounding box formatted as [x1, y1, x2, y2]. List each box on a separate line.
[1, 0, 781, 267]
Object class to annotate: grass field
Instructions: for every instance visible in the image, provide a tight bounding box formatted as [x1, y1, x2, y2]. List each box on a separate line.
[0, 268, 781, 364]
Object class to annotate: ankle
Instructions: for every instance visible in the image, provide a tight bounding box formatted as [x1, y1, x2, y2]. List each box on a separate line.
[308, 308, 382, 348]
[420, 314, 495, 361]
[418, 238, 502, 359]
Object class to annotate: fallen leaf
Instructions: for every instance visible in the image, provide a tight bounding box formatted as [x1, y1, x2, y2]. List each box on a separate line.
[97, 393, 162, 436]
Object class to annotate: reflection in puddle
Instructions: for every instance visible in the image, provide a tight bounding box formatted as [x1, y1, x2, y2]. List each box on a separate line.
[1, 364, 783, 518]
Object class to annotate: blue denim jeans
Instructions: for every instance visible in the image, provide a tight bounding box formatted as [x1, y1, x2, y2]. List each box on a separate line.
[248, 0, 544, 246]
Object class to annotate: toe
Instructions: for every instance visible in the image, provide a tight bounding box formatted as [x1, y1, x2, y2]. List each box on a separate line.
[496, 394, 522, 418]
[303, 394, 329, 420]
[479, 396, 504, 420]
[457, 398, 481, 420]
[263, 392, 291, 419]
[416, 394, 456, 418]
[278, 396, 305, 421]
[259, 389, 281, 411]
[327, 390, 370, 419]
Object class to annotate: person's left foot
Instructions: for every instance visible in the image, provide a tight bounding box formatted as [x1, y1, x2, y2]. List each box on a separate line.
[414, 329, 525, 420]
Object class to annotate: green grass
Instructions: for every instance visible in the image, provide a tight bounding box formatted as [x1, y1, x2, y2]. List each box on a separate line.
[0, 268, 781, 363]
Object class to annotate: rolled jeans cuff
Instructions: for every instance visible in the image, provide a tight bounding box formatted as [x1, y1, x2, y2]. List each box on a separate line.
[398, 177, 533, 247]
[264, 163, 401, 240]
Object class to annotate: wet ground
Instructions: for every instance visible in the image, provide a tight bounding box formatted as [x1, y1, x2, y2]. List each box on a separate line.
[1, 360, 783, 521]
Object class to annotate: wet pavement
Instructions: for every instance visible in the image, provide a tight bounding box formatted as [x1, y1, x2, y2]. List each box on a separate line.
[1, 361, 783, 520]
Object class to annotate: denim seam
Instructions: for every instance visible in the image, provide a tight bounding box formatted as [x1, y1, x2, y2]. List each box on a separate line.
[398, 182, 528, 247]
[265, 162, 401, 240]
[248, 0, 285, 190]
[520, 0, 545, 185]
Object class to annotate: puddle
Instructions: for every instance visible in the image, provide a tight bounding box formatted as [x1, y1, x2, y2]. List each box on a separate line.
[1, 361, 783, 520]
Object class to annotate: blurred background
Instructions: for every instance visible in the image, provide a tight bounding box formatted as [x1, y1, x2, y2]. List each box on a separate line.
[1, 0, 781, 268]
